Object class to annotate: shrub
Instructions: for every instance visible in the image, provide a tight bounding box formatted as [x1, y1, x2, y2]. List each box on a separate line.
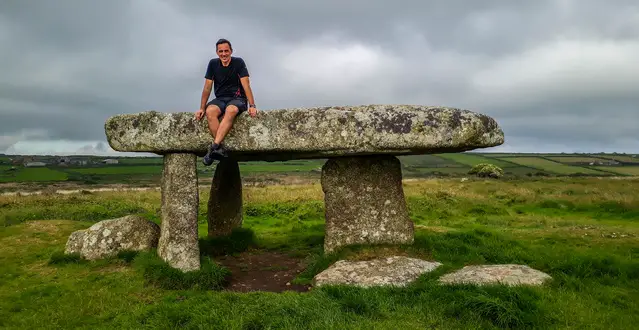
[469, 163, 504, 178]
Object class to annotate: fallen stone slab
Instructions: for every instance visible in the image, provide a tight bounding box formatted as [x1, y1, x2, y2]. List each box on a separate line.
[322, 155, 413, 253]
[64, 215, 160, 260]
[438, 264, 552, 286]
[313, 256, 442, 288]
[105, 104, 504, 161]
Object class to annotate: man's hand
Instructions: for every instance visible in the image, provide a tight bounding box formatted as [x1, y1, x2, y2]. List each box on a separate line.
[248, 105, 258, 118]
[195, 108, 205, 120]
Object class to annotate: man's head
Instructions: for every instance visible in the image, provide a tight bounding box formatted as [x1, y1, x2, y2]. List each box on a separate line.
[216, 38, 233, 63]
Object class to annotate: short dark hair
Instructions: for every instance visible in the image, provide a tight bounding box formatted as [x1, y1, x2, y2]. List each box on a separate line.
[216, 38, 232, 51]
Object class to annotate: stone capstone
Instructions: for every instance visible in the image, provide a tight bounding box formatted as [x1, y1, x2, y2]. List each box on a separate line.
[439, 264, 552, 286]
[104, 105, 504, 160]
[313, 256, 442, 288]
[64, 215, 160, 260]
[157, 153, 201, 272]
[322, 155, 414, 253]
[208, 159, 243, 237]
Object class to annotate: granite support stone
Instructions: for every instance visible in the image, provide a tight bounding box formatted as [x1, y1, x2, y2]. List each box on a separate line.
[207, 158, 243, 237]
[157, 153, 200, 272]
[321, 155, 414, 253]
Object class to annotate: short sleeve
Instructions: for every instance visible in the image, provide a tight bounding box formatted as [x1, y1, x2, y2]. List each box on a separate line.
[204, 59, 215, 80]
[237, 58, 249, 78]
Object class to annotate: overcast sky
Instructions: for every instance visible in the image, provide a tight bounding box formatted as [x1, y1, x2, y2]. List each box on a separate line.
[1, 0, 638, 155]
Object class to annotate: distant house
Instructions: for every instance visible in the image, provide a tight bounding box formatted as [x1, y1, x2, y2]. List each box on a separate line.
[58, 157, 88, 166]
[103, 159, 119, 164]
[24, 161, 46, 167]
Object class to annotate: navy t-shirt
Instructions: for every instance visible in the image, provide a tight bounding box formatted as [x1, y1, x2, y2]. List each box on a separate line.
[204, 57, 250, 99]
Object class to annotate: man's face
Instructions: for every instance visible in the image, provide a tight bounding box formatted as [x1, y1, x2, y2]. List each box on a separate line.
[216, 43, 232, 62]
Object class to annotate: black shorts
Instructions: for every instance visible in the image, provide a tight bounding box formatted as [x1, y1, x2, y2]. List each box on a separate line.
[206, 97, 247, 117]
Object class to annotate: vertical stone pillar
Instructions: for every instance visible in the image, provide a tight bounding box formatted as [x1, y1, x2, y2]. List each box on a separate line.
[157, 153, 200, 272]
[321, 155, 414, 253]
[207, 159, 243, 237]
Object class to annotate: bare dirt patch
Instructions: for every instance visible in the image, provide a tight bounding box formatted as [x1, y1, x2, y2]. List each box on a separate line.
[215, 251, 311, 293]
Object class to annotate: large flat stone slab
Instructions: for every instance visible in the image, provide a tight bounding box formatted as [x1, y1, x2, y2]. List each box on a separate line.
[313, 256, 442, 288]
[439, 264, 552, 286]
[105, 105, 504, 160]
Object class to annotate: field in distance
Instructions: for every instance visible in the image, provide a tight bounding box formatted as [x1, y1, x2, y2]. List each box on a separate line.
[1, 152, 638, 190]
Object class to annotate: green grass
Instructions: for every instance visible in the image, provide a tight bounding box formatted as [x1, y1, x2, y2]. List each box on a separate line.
[399, 155, 463, 167]
[117, 157, 164, 165]
[1, 178, 639, 328]
[403, 167, 472, 175]
[437, 153, 517, 168]
[0, 167, 69, 182]
[68, 165, 163, 175]
[594, 166, 639, 176]
[499, 157, 609, 175]
[547, 156, 611, 163]
[2, 154, 636, 188]
[597, 155, 639, 164]
[238, 162, 322, 173]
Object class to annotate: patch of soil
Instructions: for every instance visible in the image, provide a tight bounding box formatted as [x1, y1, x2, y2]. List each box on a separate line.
[215, 250, 311, 293]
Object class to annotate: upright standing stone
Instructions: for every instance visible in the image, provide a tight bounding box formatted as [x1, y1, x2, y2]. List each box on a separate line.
[157, 153, 200, 272]
[321, 155, 414, 253]
[208, 159, 243, 237]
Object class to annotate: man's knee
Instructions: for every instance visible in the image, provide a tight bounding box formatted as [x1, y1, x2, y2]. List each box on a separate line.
[225, 105, 240, 116]
[206, 104, 221, 118]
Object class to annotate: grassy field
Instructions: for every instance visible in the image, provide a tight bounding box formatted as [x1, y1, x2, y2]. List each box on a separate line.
[594, 166, 639, 176]
[436, 153, 517, 168]
[399, 155, 463, 167]
[2, 153, 639, 192]
[1, 177, 638, 328]
[598, 155, 639, 164]
[237, 161, 323, 173]
[546, 156, 610, 164]
[499, 157, 609, 175]
[69, 165, 164, 175]
[0, 167, 69, 183]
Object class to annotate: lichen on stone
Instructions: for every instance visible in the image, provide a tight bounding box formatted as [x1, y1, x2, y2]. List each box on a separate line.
[439, 264, 552, 286]
[64, 215, 160, 260]
[321, 155, 414, 253]
[157, 153, 201, 272]
[313, 256, 442, 288]
[104, 104, 504, 161]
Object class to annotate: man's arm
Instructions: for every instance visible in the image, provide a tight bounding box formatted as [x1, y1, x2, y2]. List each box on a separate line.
[200, 79, 213, 110]
[240, 77, 255, 107]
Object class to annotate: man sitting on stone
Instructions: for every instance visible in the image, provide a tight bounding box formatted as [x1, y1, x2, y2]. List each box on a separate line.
[195, 38, 258, 165]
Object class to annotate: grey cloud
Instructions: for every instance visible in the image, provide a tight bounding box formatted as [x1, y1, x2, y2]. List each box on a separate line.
[0, 0, 638, 154]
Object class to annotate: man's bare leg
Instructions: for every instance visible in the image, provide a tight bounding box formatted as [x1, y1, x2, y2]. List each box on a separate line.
[214, 105, 240, 145]
[205, 104, 222, 138]
[202, 105, 239, 166]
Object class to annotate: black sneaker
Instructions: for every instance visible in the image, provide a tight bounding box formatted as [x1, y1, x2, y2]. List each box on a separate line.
[211, 144, 229, 159]
[202, 143, 218, 166]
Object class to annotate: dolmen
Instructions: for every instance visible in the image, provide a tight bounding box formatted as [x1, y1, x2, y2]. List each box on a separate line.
[105, 104, 504, 272]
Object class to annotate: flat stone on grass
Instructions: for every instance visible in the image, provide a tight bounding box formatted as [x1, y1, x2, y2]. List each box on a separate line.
[64, 215, 160, 260]
[439, 264, 552, 286]
[313, 256, 442, 288]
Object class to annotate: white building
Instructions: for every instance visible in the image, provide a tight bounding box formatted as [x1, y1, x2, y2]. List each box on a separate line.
[25, 162, 46, 167]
